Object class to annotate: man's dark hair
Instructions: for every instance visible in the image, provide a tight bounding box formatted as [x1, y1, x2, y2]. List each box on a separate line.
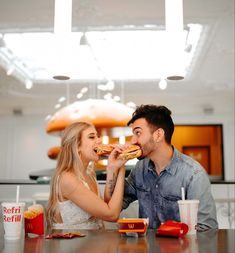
[127, 104, 174, 144]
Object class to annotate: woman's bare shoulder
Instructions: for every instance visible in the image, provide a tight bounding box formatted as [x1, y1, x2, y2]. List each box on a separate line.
[60, 172, 82, 195]
[60, 172, 77, 183]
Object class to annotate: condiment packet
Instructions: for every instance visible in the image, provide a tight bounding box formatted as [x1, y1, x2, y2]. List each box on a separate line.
[45, 232, 85, 239]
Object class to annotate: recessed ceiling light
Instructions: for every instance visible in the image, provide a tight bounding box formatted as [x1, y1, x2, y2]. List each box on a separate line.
[53, 75, 70, 80]
[167, 75, 184, 81]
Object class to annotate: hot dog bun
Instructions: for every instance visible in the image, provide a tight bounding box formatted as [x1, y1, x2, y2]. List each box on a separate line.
[119, 145, 142, 160]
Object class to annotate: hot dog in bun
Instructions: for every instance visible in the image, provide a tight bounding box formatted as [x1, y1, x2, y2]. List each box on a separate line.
[119, 145, 142, 160]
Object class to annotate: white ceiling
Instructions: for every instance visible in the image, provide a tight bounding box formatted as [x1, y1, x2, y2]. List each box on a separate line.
[0, 0, 234, 117]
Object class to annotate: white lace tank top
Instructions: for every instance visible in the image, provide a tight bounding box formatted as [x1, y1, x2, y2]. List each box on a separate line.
[52, 174, 104, 230]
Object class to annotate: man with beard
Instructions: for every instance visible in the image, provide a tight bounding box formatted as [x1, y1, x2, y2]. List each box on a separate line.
[104, 104, 218, 230]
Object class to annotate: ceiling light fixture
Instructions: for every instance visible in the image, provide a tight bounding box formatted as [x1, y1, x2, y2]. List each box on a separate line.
[165, 0, 185, 80]
[0, 7, 202, 83]
[54, 103, 61, 109]
[54, 0, 72, 35]
[106, 80, 115, 91]
[0, 34, 6, 48]
[80, 33, 89, 46]
[158, 79, 168, 90]
[126, 102, 136, 109]
[58, 96, 66, 103]
[80, 87, 88, 94]
[53, 75, 70, 81]
[76, 93, 83, 99]
[165, 0, 183, 33]
[113, 95, 121, 102]
[53, 0, 72, 80]
[25, 79, 33, 89]
[104, 93, 112, 100]
[6, 65, 15, 76]
[97, 84, 108, 91]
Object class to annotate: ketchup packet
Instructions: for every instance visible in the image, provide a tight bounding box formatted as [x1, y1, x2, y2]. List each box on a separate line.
[45, 232, 85, 239]
[156, 220, 188, 238]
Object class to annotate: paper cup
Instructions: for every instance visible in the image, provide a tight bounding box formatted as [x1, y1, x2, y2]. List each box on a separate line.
[177, 200, 199, 235]
[1, 202, 25, 240]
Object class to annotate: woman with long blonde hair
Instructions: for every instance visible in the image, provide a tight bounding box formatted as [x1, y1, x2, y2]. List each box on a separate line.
[46, 122, 126, 230]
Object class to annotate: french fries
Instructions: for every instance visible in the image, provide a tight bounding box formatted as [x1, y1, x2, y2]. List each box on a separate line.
[24, 204, 44, 219]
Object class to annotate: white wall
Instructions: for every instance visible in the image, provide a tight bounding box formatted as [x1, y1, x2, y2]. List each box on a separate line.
[0, 115, 59, 179]
[0, 112, 234, 181]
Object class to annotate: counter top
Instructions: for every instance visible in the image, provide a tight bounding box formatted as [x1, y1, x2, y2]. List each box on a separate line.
[0, 179, 38, 185]
[0, 226, 234, 253]
[0, 179, 234, 185]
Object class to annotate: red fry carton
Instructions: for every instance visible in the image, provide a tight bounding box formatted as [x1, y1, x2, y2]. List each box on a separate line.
[24, 204, 44, 236]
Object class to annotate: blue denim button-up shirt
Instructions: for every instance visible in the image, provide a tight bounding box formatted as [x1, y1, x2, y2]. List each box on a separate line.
[123, 147, 218, 229]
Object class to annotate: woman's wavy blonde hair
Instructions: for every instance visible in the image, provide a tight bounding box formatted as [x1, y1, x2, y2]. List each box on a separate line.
[46, 121, 95, 228]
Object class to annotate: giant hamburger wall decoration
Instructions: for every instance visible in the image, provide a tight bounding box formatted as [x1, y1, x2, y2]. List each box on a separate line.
[46, 99, 134, 135]
[46, 99, 134, 161]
